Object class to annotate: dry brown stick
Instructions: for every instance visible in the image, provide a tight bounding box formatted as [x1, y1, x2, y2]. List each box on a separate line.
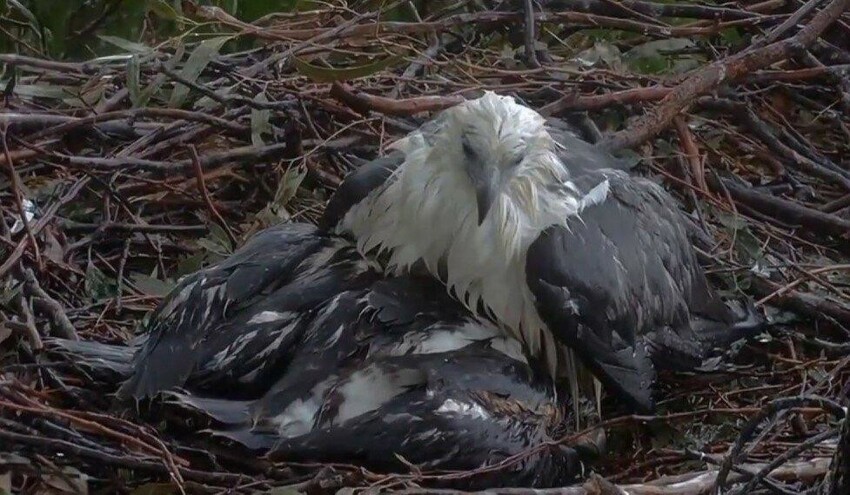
[7, 293, 42, 350]
[389, 459, 832, 495]
[0, 397, 174, 462]
[0, 428, 242, 486]
[0, 138, 60, 166]
[714, 396, 845, 493]
[50, 141, 291, 173]
[744, 64, 850, 83]
[719, 179, 850, 238]
[540, 85, 672, 115]
[19, 268, 78, 340]
[0, 178, 89, 280]
[698, 98, 850, 190]
[541, 65, 850, 116]
[754, 0, 829, 48]
[522, 0, 540, 68]
[1, 126, 42, 272]
[58, 221, 208, 234]
[673, 116, 708, 193]
[750, 277, 850, 326]
[330, 82, 464, 115]
[23, 108, 249, 141]
[599, 0, 850, 151]
[754, 264, 850, 307]
[821, 194, 850, 213]
[190, 8, 774, 42]
[823, 414, 850, 495]
[0, 54, 96, 74]
[188, 145, 237, 247]
[549, 0, 762, 21]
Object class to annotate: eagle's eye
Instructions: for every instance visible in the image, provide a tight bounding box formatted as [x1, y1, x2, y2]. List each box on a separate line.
[461, 141, 476, 158]
[510, 155, 523, 168]
[461, 136, 476, 159]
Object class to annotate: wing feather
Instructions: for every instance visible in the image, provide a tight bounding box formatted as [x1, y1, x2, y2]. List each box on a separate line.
[527, 171, 727, 412]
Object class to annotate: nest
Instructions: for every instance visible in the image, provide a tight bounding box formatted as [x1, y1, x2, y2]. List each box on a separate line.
[1, 0, 849, 493]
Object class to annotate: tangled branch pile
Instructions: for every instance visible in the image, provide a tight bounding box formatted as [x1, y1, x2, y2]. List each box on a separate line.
[1, 0, 850, 493]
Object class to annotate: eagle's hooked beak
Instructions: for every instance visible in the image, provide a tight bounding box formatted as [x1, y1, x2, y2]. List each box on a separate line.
[475, 180, 498, 225]
[471, 170, 499, 225]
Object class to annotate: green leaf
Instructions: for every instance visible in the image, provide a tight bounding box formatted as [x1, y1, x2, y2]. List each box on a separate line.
[734, 227, 763, 263]
[265, 488, 304, 495]
[147, 0, 179, 21]
[293, 54, 403, 83]
[136, 44, 185, 108]
[127, 56, 142, 107]
[168, 35, 232, 108]
[196, 238, 231, 258]
[251, 92, 271, 146]
[97, 35, 153, 54]
[623, 38, 695, 75]
[85, 262, 117, 301]
[715, 210, 747, 230]
[274, 165, 307, 208]
[130, 273, 175, 297]
[7, 0, 37, 24]
[176, 251, 206, 277]
[130, 482, 178, 495]
[613, 149, 642, 169]
[209, 222, 233, 252]
[719, 28, 744, 47]
[571, 42, 622, 69]
[9, 83, 69, 99]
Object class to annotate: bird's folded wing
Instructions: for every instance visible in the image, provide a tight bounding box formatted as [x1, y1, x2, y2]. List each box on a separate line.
[526, 171, 722, 412]
[117, 223, 335, 400]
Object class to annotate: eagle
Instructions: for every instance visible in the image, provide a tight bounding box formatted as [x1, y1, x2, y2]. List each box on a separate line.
[324, 91, 764, 413]
[47, 222, 585, 487]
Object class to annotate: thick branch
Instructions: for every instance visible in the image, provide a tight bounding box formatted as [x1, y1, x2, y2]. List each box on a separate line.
[330, 82, 464, 116]
[600, 0, 850, 151]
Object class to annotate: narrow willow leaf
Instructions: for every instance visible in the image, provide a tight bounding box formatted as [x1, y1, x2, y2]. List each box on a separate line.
[168, 36, 232, 108]
[130, 273, 175, 297]
[127, 55, 141, 107]
[275, 165, 307, 208]
[10, 83, 68, 99]
[137, 44, 185, 108]
[251, 92, 271, 146]
[7, 0, 39, 26]
[293, 54, 403, 83]
[148, 0, 179, 20]
[98, 35, 153, 54]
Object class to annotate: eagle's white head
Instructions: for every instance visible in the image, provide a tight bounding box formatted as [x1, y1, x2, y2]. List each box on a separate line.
[390, 91, 576, 227]
[341, 92, 581, 367]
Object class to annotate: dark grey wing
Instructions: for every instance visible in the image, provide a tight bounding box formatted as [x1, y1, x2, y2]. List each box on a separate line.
[117, 223, 376, 400]
[319, 152, 404, 231]
[526, 171, 731, 412]
[266, 352, 581, 489]
[545, 115, 603, 145]
[320, 112, 449, 231]
[145, 272, 582, 487]
[185, 243, 378, 398]
[549, 125, 635, 173]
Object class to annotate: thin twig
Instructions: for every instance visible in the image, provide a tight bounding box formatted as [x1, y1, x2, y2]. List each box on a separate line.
[188, 145, 237, 246]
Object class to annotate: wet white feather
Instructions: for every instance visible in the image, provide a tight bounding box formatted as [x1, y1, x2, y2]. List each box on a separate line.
[340, 92, 581, 376]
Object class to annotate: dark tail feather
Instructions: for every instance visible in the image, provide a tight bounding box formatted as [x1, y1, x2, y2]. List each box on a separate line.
[44, 338, 135, 386]
[161, 391, 252, 425]
[160, 391, 277, 451]
[650, 300, 767, 374]
[693, 300, 767, 350]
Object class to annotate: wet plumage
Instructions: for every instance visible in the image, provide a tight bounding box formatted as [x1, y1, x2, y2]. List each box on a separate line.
[330, 91, 764, 412]
[48, 222, 584, 488]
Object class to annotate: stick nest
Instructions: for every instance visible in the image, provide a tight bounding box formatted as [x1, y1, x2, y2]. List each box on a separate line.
[1, 0, 850, 493]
